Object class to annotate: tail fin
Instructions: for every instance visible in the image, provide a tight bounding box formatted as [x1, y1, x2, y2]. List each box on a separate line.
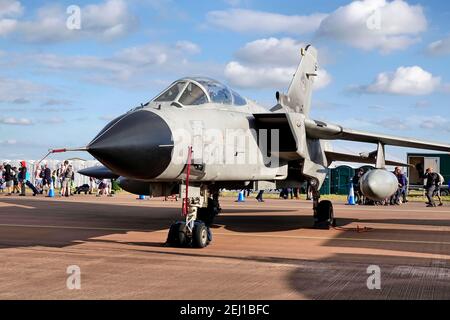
[276, 45, 318, 116]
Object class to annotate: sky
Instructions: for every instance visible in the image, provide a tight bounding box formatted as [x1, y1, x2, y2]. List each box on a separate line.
[0, 0, 449, 161]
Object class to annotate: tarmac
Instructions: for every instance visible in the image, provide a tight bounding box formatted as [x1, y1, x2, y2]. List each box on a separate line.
[0, 193, 449, 299]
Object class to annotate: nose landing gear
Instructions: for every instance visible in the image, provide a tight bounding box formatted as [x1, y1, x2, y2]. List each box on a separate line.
[166, 147, 218, 248]
[166, 197, 215, 248]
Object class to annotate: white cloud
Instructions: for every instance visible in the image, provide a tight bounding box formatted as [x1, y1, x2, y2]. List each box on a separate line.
[0, 139, 17, 146]
[224, 38, 331, 90]
[314, 69, 332, 89]
[207, 9, 327, 35]
[0, 0, 22, 18]
[0, 76, 47, 102]
[235, 38, 306, 67]
[42, 99, 72, 107]
[24, 41, 213, 87]
[0, 117, 33, 125]
[81, 0, 137, 39]
[0, 18, 16, 35]
[317, 0, 427, 53]
[3, 0, 137, 42]
[0, 0, 21, 36]
[419, 116, 448, 130]
[374, 115, 450, 132]
[225, 61, 331, 90]
[354, 66, 441, 95]
[43, 117, 65, 124]
[225, 62, 293, 89]
[175, 40, 201, 55]
[426, 36, 450, 56]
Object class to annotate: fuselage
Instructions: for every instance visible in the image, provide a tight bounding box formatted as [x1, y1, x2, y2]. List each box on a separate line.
[87, 78, 289, 183]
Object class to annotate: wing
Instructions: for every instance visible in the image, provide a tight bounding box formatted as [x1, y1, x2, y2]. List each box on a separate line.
[325, 151, 411, 167]
[304, 119, 450, 152]
[253, 113, 450, 167]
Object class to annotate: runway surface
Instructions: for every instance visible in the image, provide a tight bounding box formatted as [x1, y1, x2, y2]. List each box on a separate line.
[0, 194, 449, 299]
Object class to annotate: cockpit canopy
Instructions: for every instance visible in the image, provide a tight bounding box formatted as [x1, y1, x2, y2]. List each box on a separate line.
[153, 77, 247, 106]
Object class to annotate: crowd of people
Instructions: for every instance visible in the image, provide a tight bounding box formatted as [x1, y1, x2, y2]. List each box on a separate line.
[1, 161, 447, 205]
[0, 161, 114, 198]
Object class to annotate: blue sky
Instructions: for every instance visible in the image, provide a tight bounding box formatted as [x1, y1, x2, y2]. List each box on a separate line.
[0, 0, 449, 161]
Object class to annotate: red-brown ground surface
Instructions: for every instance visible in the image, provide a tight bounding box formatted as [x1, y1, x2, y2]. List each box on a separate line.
[0, 194, 449, 299]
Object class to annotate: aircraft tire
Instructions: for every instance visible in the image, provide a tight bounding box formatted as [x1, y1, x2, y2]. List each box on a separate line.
[316, 200, 334, 224]
[167, 221, 187, 247]
[192, 222, 209, 248]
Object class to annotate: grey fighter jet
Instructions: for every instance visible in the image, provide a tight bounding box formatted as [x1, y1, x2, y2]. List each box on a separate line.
[62, 45, 449, 248]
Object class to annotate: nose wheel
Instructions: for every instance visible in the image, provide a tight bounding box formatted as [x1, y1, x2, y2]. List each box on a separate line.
[167, 220, 212, 248]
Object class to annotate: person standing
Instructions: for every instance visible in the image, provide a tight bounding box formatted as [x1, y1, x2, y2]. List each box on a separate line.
[293, 187, 299, 200]
[402, 175, 409, 203]
[255, 189, 264, 202]
[35, 165, 43, 194]
[433, 172, 445, 207]
[106, 179, 113, 197]
[424, 168, 439, 207]
[3, 162, 13, 196]
[60, 161, 70, 197]
[12, 167, 20, 194]
[352, 169, 364, 205]
[0, 164, 4, 194]
[394, 167, 407, 205]
[89, 176, 96, 194]
[42, 163, 52, 195]
[57, 163, 66, 192]
[18, 161, 38, 196]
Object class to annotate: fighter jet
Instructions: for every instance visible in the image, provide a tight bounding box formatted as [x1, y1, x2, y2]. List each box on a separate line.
[56, 45, 450, 248]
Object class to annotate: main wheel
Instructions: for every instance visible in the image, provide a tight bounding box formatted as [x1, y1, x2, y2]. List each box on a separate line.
[315, 200, 334, 228]
[192, 222, 209, 248]
[167, 222, 187, 247]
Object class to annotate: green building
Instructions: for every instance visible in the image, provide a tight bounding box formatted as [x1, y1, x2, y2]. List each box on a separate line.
[320, 165, 375, 195]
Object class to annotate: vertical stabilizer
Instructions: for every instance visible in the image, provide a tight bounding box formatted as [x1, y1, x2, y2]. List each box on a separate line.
[277, 45, 318, 116]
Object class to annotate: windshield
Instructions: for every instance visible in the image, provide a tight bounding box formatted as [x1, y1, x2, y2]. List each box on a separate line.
[154, 81, 186, 102]
[197, 79, 232, 104]
[179, 82, 208, 105]
[150, 78, 247, 107]
[232, 90, 247, 106]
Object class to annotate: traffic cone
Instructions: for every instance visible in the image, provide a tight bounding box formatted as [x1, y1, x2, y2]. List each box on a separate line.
[236, 190, 245, 202]
[347, 182, 356, 205]
[48, 181, 55, 198]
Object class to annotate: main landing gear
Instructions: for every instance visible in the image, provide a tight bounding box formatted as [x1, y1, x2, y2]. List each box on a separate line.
[311, 181, 336, 229]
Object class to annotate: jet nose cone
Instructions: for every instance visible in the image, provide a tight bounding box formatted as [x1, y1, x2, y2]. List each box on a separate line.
[88, 110, 173, 179]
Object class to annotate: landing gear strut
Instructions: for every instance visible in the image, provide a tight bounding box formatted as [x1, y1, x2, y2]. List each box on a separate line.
[311, 180, 336, 229]
[166, 146, 214, 248]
